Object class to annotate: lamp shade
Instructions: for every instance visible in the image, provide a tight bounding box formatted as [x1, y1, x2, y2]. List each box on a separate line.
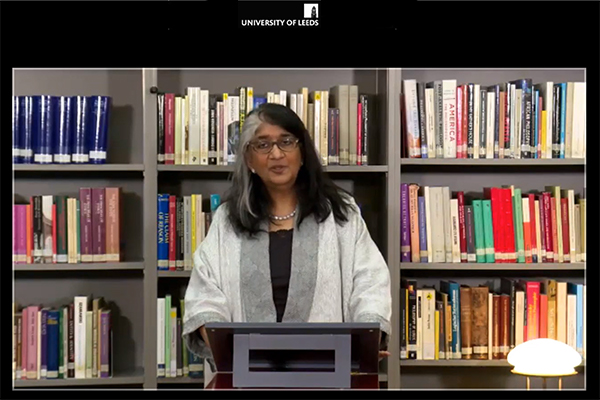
[507, 338, 582, 376]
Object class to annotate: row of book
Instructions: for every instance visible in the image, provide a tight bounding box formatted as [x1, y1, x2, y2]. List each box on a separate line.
[12, 297, 112, 380]
[400, 279, 585, 360]
[12, 95, 112, 164]
[401, 79, 586, 159]
[157, 295, 204, 378]
[157, 193, 220, 271]
[156, 85, 374, 167]
[401, 184, 585, 263]
[12, 188, 123, 264]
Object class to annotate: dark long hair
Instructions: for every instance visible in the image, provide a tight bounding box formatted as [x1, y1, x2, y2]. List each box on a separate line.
[224, 102, 353, 237]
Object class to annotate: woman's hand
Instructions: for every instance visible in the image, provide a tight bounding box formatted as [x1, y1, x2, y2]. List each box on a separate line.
[378, 350, 391, 361]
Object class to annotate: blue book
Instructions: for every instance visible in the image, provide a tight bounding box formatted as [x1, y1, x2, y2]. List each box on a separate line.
[157, 194, 170, 270]
[88, 96, 112, 164]
[19, 96, 35, 164]
[46, 310, 60, 379]
[210, 194, 221, 212]
[53, 96, 73, 164]
[13, 96, 21, 163]
[32, 95, 55, 164]
[417, 196, 427, 262]
[72, 96, 90, 163]
[559, 83, 567, 158]
[253, 97, 267, 109]
[188, 350, 203, 378]
[440, 280, 461, 358]
[40, 308, 49, 378]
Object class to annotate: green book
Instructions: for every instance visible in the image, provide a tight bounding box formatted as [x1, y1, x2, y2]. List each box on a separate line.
[472, 200, 486, 263]
[512, 188, 525, 263]
[165, 295, 171, 377]
[482, 200, 495, 263]
[86, 310, 93, 377]
[180, 299, 188, 376]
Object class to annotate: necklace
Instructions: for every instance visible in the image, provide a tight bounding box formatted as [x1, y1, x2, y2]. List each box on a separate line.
[269, 209, 297, 221]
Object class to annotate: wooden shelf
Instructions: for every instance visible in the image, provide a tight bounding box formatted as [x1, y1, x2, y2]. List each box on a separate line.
[400, 263, 585, 271]
[13, 164, 144, 172]
[13, 369, 144, 387]
[400, 158, 584, 166]
[158, 270, 192, 278]
[158, 165, 388, 173]
[14, 262, 145, 272]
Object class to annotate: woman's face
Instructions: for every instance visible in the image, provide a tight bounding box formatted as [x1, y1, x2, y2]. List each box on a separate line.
[246, 122, 302, 191]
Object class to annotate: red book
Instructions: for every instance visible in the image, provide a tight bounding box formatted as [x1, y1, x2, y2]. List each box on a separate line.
[456, 85, 464, 158]
[550, 199, 559, 263]
[560, 198, 570, 262]
[169, 195, 176, 271]
[462, 85, 468, 158]
[542, 192, 554, 262]
[165, 93, 175, 165]
[538, 194, 547, 262]
[457, 191, 467, 262]
[539, 293, 548, 338]
[528, 194, 538, 263]
[357, 101, 362, 165]
[502, 188, 516, 263]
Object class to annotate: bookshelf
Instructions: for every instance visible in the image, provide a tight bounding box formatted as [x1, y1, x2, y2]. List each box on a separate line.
[12, 68, 585, 390]
[397, 69, 586, 390]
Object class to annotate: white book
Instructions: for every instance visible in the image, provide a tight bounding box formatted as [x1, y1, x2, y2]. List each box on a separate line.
[416, 290, 423, 360]
[222, 93, 229, 165]
[424, 186, 433, 263]
[290, 93, 297, 114]
[266, 92, 274, 103]
[174, 96, 182, 165]
[296, 93, 304, 126]
[227, 96, 239, 164]
[515, 291, 524, 346]
[157, 298, 165, 377]
[425, 88, 436, 158]
[42, 195, 54, 262]
[473, 84, 480, 159]
[442, 187, 452, 262]
[450, 199, 460, 263]
[74, 296, 89, 378]
[556, 282, 567, 343]
[403, 80, 420, 158]
[430, 187, 446, 262]
[522, 198, 532, 260]
[510, 84, 517, 158]
[247, 87, 254, 112]
[320, 90, 329, 166]
[486, 90, 495, 159]
[567, 189, 576, 262]
[442, 80, 457, 158]
[313, 91, 321, 160]
[279, 90, 286, 106]
[567, 294, 577, 350]
[187, 87, 201, 165]
[200, 90, 209, 165]
[572, 82, 585, 158]
[422, 288, 436, 360]
[274, 94, 280, 104]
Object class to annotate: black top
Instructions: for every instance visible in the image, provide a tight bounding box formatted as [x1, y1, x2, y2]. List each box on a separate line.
[269, 228, 293, 322]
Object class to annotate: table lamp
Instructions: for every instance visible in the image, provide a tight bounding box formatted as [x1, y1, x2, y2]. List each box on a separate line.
[507, 338, 582, 390]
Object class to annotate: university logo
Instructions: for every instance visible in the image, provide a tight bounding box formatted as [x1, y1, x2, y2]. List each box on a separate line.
[303, 3, 318, 19]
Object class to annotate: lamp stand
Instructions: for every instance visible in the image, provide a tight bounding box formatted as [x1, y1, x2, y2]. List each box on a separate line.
[513, 370, 576, 391]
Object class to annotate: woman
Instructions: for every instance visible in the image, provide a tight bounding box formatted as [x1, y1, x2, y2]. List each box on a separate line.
[182, 102, 392, 379]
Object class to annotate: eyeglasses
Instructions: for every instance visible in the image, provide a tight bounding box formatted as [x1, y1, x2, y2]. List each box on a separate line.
[248, 136, 300, 154]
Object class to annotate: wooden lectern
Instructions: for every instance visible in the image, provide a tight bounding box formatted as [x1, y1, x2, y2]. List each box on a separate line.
[204, 322, 381, 390]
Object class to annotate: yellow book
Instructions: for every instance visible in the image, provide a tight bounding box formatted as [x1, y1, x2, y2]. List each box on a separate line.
[434, 310, 439, 360]
[541, 110, 547, 158]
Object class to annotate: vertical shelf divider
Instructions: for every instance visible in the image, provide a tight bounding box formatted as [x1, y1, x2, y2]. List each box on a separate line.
[142, 68, 159, 389]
